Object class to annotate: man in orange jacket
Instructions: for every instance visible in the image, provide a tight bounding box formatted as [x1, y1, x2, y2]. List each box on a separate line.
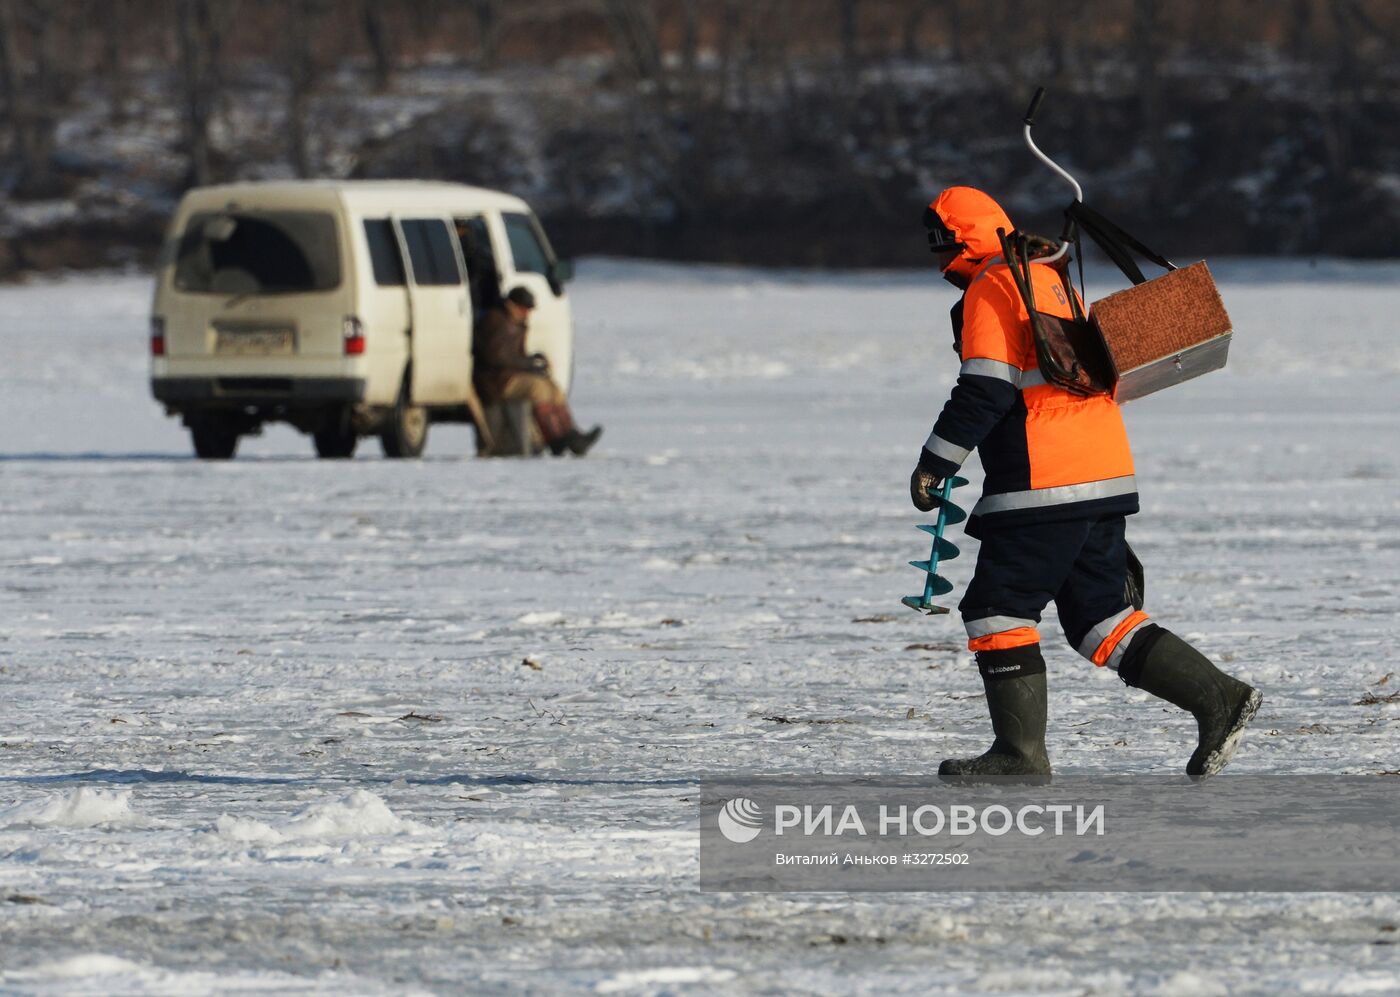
[912, 186, 1261, 779]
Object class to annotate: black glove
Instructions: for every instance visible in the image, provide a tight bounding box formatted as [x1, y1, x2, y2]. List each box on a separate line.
[526, 353, 550, 374]
[910, 466, 943, 512]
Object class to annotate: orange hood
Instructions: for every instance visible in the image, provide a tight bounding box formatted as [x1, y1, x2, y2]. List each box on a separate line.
[929, 186, 1014, 280]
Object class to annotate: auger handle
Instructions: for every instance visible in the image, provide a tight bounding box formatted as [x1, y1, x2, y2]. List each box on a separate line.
[1020, 83, 1082, 263]
[1023, 87, 1046, 126]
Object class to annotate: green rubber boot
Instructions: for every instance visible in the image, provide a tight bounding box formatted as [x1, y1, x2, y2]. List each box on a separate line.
[1120, 627, 1262, 779]
[939, 671, 1052, 782]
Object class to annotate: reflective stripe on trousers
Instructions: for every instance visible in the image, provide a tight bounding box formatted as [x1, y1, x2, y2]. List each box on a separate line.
[965, 615, 1040, 652]
[1077, 608, 1152, 669]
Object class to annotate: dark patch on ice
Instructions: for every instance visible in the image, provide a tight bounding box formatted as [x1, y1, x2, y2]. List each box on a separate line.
[4, 768, 701, 791]
[1355, 691, 1400, 706]
[409, 773, 695, 789]
[3, 768, 312, 786]
[0, 451, 188, 462]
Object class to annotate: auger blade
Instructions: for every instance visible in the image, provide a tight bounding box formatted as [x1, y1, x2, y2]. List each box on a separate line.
[905, 572, 954, 595]
[902, 595, 953, 615]
[918, 503, 967, 525]
[912, 536, 960, 561]
[899, 473, 968, 614]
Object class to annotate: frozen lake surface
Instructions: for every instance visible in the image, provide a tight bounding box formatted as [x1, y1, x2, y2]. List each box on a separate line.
[1, 259, 1398, 993]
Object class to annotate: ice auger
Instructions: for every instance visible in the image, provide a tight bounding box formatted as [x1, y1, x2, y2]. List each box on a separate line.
[901, 475, 968, 615]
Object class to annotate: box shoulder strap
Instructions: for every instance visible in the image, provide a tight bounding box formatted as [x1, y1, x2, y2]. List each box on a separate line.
[997, 227, 1105, 397]
[1067, 202, 1176, 287]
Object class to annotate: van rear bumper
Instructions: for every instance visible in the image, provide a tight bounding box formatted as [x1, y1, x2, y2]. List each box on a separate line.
[153, 376, 367, 406]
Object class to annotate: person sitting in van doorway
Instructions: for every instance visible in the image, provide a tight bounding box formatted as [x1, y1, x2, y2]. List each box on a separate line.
[473, 286, 602, 456]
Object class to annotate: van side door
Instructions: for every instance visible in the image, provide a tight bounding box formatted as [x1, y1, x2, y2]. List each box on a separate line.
[496, 210, 574, 393]
[392, 216, 472, 405]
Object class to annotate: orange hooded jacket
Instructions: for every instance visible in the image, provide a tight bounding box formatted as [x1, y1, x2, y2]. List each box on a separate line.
[919, 187, 1138, 527]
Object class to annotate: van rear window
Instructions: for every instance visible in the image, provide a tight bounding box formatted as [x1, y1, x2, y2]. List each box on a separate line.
[174, 211, 341, 294]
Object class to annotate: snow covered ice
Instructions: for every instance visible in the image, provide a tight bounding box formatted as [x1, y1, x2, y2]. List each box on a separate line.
[1, 259, 1399, 993]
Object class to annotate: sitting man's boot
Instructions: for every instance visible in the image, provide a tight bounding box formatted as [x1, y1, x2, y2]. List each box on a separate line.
[1118, 625, 1262, 779]
[532, 404, 572, 456]
[939, 647, 1051, 782]
[567, 424, 603, 455]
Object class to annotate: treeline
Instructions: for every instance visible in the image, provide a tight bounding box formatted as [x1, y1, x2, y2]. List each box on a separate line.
[0, 0, 1397, 272]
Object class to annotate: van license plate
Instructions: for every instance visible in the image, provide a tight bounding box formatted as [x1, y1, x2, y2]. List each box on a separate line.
[215, 329, 294, 356]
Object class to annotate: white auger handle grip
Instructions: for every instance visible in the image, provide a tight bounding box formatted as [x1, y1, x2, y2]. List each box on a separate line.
[1020, 85, 1079, 263]
[1021, 85, 1083, 206]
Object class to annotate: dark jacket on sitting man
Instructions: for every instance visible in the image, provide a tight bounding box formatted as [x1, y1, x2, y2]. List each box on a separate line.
[473, 303, 543, 404]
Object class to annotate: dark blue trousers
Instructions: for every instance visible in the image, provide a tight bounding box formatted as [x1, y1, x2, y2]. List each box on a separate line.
[960, 515, 1135, 656]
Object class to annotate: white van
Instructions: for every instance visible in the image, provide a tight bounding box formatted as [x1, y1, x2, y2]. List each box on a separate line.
[150, 180, 575, 459]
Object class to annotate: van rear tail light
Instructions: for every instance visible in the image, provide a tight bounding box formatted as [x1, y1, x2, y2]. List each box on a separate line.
[150, 317, 166, 357]
[343, 316, 366, 355]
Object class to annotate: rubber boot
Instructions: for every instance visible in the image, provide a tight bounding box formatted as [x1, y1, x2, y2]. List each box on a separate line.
[567, 425, 603, 455]
[939, 651, 1051, 782]
[532, 404, 572, 456]
[1118, 626, 1262, 779]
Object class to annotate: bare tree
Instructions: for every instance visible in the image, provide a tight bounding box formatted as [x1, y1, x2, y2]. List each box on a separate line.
[602, 0, 664, 85]
[1040, 3, 1074, 85]
[97, 0, 134, 122]
[1319, 0, 1381, 178]
[176, 0, 226, 188]
[0, 0, 77, 197]
[839, 0, 860, 70]
[927, 0, 962, 62]
[470, 0, 500, 68]
[717, 0, 741, 102]
[679, 0, 700, 80]
[0, 0, 28, 176]
[901, 0, 934, 58]
[287, 0, 321, 178]
[1132, 0, 1162, 187]
[360, 0, 395, 91]
[766, 0, 799, 105]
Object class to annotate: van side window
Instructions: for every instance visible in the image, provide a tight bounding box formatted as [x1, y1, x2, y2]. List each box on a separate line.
[363, 219, 405, 286]
[502, 212, 552, 275]
[400, 218, 462, 286]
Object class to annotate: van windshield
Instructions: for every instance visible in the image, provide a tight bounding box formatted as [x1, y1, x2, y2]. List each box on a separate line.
[174, 211, 341, 294]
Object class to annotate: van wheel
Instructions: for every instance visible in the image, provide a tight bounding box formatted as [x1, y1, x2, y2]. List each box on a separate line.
[313, 424, 358, 459]
[381, 385, 428, 458]
[190, 420, 238, 460]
